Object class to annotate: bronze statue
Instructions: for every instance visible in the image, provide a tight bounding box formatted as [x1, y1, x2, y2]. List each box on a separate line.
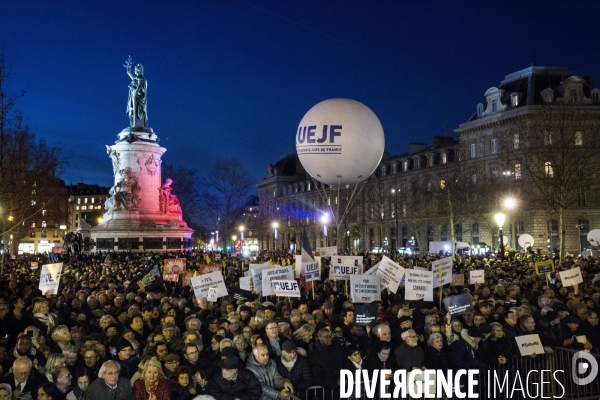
[124, 55, 148, 128]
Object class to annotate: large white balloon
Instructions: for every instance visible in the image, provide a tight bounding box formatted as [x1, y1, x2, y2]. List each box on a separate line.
[296, 98, 385, 186]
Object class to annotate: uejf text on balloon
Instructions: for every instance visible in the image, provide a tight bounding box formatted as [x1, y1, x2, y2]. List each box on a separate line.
[297, 125, 342, 144]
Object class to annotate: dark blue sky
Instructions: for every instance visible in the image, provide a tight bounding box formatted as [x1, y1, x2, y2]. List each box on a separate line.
[2, 1, 600, 191]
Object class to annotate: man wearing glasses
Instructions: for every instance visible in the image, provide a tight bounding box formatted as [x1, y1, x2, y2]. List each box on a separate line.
[85, 360, 132, 400]
[0, 356, 48, 400]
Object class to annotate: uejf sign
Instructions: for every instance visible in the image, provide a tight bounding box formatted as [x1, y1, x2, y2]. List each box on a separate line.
[271, 280, 300, 298]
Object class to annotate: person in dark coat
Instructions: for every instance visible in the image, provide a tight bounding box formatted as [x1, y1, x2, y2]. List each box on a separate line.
[0, 356, 48, 400]
[207, 356, 262, 400]
[448, 327, 483, 393]
[423, 333, 450, 370]
[341, 346, 363, 372]
[85, 360, 133, 400]
[363, 342, 397, 399]
[394, 329, 425, 371]
[308, 328, 344, 393]
[274, 341, 312, 394]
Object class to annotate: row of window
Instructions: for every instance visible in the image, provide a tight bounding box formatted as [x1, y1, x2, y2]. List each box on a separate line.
[470, 132, 584, 159]
[76, 197, 104, 204]
[75, 205, 103, 211]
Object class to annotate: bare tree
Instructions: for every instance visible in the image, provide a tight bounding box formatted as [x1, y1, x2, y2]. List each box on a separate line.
[162, 162, 201, 226]
[200, 159, 253, 249]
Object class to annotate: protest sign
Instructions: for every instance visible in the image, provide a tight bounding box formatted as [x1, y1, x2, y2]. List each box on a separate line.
[163, 274, 179, 282]
[262, 266, 294, 296]
[515, 334, 545, 357]
[314, 246, 337, 257]
[272, 280, 301, 297]
[199, 264, 222, 275]
[164, 258, 186, 275]
[414, 266, 428, 271]
[190, 271, 228, 300]
[182, 270, 194, 287]
[30, 262, 38, 270]
[469, 270, 485, 284]
[239, 276, 252, 291]
[207, 287, 218, 302]
[298, 256, 320, 282]
[249, 264, 271, 294]
[405, 270, 434, 301]
[451, 274, 464, 286]
[330, 256, 363, 281]
[559, 267, 583, 287]
[432, 257, 453, 288]
[364, 262, 386, 293]
[353, 303, 378, 326]
[535, 259, 555, 274]
[39, 263, 63, 295]
[376, 256, 406, 294]
[350, 275, 381, 303]
[443, 293, 475, 316]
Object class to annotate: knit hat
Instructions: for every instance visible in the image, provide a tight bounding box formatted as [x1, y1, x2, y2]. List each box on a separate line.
[116, 337, 132, 352]
[282, 340, 297, 352]
[221, 347, 237, 357]
[220, 356, 239, 369]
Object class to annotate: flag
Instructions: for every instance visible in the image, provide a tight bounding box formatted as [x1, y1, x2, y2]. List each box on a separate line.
[299, 227, 317, 291]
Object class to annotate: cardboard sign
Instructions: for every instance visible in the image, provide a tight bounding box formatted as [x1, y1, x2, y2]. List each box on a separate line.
[377, 256, 406, 294]
[535, 260, 555, 274]
[249, 264, 271, 294]
[559, 267, 583, 287]
[469, 270, 485, 284]
[350, 275, 381, 303]
[271, 280, 301, 297]
[301, 257, 321, 282]
[199, 264, 222, 275]
[443, 293, 475, 316]
[190, 270, 228, 300]
[39, 263, 63, 295]
[164, 258, 186, 275]
[30, 262, 38, 270]
[239, 276, 252, 291]
[353, 303, 378, 326]
[515, 334, 545, 356]
[432, 257, 453, 288]
[451, 274, 464, 286]
[329, 256, 363, 281]
[163, 274, 179, 282]
[405, 270, 434, 301]
[262, 266, 294, 296]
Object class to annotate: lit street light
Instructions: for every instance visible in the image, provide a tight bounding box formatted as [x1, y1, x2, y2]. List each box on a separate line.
[495, 212, 505, 261]
[239, 225, 244, 251]
[503, 197, 517, 248]
[321, 213, 329, 247]
[272, 222, 278, 250]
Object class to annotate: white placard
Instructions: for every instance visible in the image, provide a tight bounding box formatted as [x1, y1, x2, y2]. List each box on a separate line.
[239, 276, 251, 291]
[330, 256, 363, 281]
[262, 266, 294, 296]
[295, 255, 321, 281]
[413, 266, 427, 271]
[559, 267, 583, 287]
[377, 256, 406, 294]
[469, 270, 485, 284]
[249, 264, 271, 294]
[432, 257, 453, 288]
[350, 275, 381, 303]
[207, 287, 218, 302]
[190, 271, 228, 300]
[405, 270, 434, 302]
[314, 246, 338, 257]
[39, 263, 63, 295]
[271, 280, 301, 297]
[515, 334, 545, 356]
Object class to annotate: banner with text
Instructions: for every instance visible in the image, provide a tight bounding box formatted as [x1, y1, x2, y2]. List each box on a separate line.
[469, 270, 485, 284]
[377, 256, 406, 294]
[262, 266, 294, 296]
[330, 256, 363, 281]
[39, 263, 63, 295]
[190, 270, 228, 300]
[353, 303, 378, 326]
[350, 274, 381, 303]
[535, 259, 555, 274]
[272, 280, 301, 297]
[249, 264, 271, 294]
[314, 246, 338, 257]
[515, 334, 545, 357]
[443, 293, 474, 316]
[405, 269, 434, 301]
[432, 257, 453, 288]
[199, 264, 222, 275]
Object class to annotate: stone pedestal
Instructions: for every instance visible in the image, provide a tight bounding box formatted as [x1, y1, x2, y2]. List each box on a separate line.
[89, 127, 193, 252]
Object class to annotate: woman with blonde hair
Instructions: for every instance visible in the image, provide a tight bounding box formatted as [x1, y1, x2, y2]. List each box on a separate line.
[44, 354, 67, 382]
[133, 359, 171, 400]
[32, 299, 57, 336]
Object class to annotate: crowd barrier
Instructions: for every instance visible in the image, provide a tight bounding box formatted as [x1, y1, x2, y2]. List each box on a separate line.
[300, 347, 600, 400]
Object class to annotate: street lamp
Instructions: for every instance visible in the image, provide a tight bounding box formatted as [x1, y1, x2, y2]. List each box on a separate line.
[272, 222, 278, 251]
[495, 212, 506, 261]
[321, 213, 329, 247]
[392, 189, 399, 252]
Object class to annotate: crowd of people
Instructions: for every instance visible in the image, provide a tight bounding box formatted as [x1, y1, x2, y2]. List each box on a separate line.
[0, 248, 598, 400]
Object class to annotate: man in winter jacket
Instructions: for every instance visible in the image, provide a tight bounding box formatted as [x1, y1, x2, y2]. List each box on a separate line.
[207, 355, 262, 400]
[246, 344, 294, 400]
[275, 341, 312, 394]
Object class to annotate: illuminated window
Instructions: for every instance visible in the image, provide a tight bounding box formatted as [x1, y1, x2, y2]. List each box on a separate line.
[513, 134, 519, 149]
[84, 198, 88, 204]
[545, 161, 554, 177]
[544, 131, 552, 145]
[31, 222, 35, 228]
[514, 164, 521, 179]
[490, 139, 497, 154]
[439, 179, 446, 189]
[491, 167, 498, 180]
[81, 205, 87, 210]
[76, 206, 80, 210]
[471, 143, 476, 158]
[77, 198, 81, 204]
[41, 221, 46, 228]
[91, 197, 95, 204]
[42, 209, 47, 216]
[441, 152, 447, 164]
[511, 93, 519, 106]
[403, 160, 408, 172]
[575, 131, 583, 146]
[31, 200, 36, 206]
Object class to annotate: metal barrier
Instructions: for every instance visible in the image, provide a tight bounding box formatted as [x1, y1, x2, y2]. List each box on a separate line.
[305, 348, 599, 400]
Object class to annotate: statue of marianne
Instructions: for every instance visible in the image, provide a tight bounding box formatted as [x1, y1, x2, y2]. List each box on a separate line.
[124, 55, 148, 128]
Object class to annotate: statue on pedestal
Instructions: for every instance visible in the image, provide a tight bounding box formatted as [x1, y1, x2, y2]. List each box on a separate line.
[159, 178, 182, 215]
[124, 55, 148, 128]
[104, 161, 143, 215]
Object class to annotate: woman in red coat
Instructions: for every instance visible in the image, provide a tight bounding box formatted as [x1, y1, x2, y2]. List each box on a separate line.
[133, 360, 171, 400]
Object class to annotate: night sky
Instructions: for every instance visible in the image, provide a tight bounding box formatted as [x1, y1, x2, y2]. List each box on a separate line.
[2, 1, 600, 191]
